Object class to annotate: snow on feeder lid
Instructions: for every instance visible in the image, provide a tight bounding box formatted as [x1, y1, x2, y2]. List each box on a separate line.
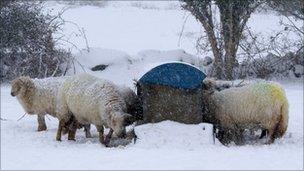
[139, 62, 206, 90]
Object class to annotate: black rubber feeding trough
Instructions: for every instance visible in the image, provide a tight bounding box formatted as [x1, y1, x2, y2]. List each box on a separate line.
[137, 62, 206, 124]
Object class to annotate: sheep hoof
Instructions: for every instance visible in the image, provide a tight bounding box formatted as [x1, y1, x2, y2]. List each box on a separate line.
[68, 138, 76, 141]
[99, 137, 105, 145]
[265, 139, 275, 145]
[104, 140, 110, 147]
[56, 136, 62, 141]
[37, 125, 47, 131]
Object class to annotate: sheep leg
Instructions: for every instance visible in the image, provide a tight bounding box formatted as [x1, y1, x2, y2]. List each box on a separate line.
[265, 129, 275, 144]
[67, 120, 77, 141]
[96, 125, 105, 144]
[234, 129, 245, 145]
[56, 120, 65, 141]
[105, 128, 114, 145]
[37, 114, 47, 131]
[216, 127, 232, 146]
[84, 124, 92, 138]
[259, 129, 267, 139]
[68, 129, 76, 141]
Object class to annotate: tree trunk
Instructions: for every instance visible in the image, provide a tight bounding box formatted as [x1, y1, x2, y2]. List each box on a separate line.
[218, 0, 251, 80]
[184, 1, 224, 78]
[183, 0, 258, 80]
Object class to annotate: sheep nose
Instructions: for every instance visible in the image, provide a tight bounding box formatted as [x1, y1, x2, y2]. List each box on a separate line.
[11, 92, 15, 96]
[116, 131, 126, 139]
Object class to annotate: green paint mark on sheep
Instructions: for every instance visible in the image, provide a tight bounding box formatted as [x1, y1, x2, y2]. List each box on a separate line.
[252, 82, 287, 105]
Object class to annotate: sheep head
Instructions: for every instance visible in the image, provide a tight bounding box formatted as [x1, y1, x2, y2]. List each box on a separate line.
[202, 78, 232, 93]
[110, 111, 133, 138]
[10, 76, 33, 97]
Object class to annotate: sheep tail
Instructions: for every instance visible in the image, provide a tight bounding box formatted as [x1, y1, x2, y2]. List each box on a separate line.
[273, 101, 289, 139]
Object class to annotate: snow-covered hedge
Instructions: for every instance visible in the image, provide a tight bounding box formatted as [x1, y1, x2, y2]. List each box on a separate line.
[0, 2, 71, 83]
[202, 50, 304, 80]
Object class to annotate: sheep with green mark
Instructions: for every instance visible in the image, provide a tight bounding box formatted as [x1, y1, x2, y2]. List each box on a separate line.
[202, 80, 289, 145]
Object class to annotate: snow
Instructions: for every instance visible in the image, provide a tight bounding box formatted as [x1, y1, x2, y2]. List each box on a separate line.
[1, 82, 303, 170]
[70, 48, 205, 89]
[1, 48, 303, 169]
[47, 1, 202, 56]
[47, 1, 302, 58]
[75, 48, 131, 68]
[1, 1, 303, 170]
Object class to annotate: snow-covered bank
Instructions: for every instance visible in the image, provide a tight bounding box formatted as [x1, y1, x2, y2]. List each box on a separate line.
[48, 1, 301, 57]
[70, 48, 205, 89]
[1, 81, 303, 170]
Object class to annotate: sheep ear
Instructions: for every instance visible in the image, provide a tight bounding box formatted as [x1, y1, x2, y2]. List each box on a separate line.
[123, 113, 134, 126]
[202, 79, 214, 90]
[21, 76, 31, 82]
[21, 77, 33, 86]
[15, 77, 23, 84]
[18, 76, 29, 85]
[209, 90, 215, 95]
[124, 113, 133, 119]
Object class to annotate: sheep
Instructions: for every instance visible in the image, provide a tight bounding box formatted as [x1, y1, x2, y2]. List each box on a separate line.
[10, 76, 66, 131]
[10, 76, 91, 139]
[56, 74, 133, 144]
[202, 80, 289, 145]
[60, 85, 142, 143]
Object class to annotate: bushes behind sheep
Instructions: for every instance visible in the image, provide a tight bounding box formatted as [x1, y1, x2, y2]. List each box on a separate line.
[1, 2, 71, 83]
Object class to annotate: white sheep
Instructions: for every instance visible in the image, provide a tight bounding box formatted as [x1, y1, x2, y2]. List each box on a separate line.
[202, 80, 289, 145]
[56, 74, 132, 144]
[10, 76, 67, 131]
[62, 85, 142, 142]
[10, 76, 91, 138]
[63, 85, 141, 142]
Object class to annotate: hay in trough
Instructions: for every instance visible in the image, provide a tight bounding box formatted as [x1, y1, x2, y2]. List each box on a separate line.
[137, 62, 206, 124]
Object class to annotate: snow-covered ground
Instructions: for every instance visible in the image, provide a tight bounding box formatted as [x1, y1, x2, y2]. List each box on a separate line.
[1, 80, 303, 170]
[1, 1, 303, 170]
